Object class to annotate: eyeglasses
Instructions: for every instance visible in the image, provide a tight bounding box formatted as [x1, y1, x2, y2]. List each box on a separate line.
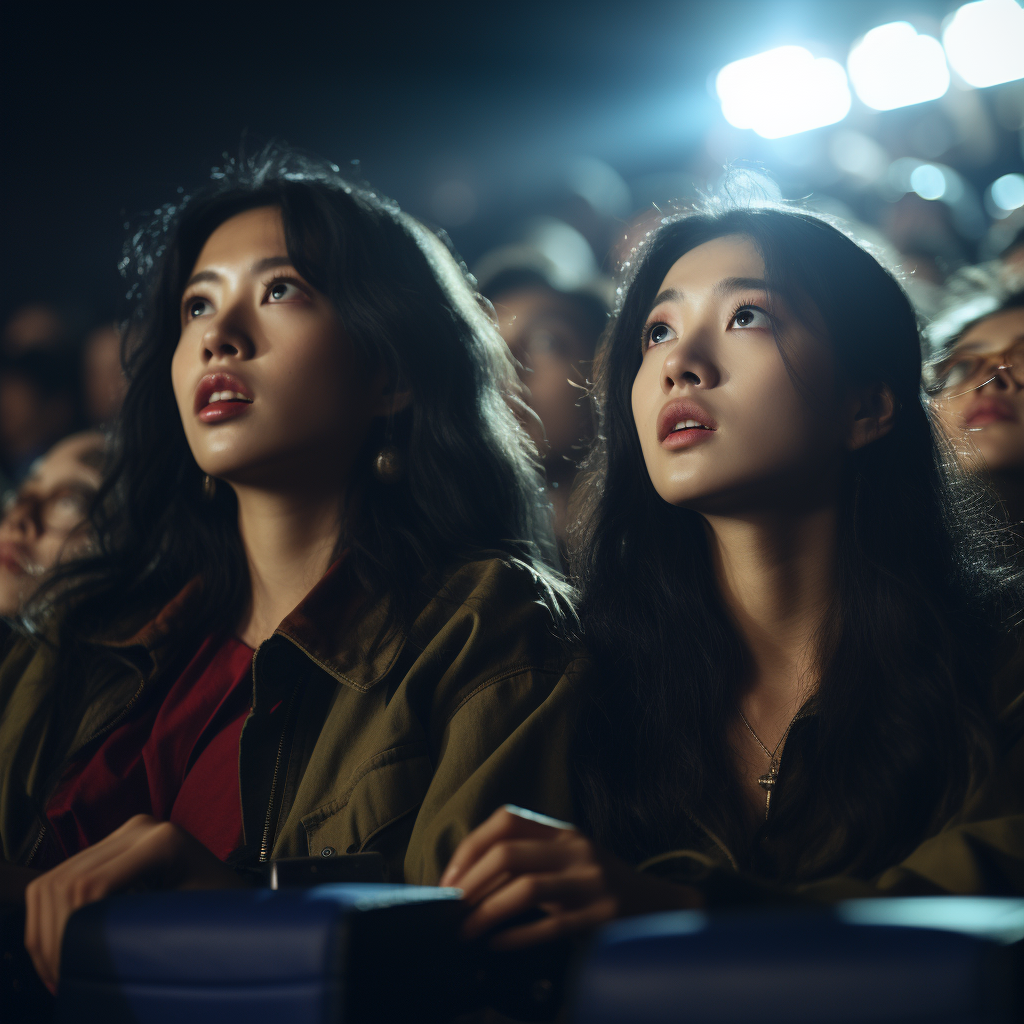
[929, 340, 1024, 397]
[1, 485, 95, 536]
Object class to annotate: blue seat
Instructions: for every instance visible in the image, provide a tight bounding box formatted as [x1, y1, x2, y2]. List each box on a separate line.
[57, 883, 466, 1024]
[571, 897, 1024, 1023]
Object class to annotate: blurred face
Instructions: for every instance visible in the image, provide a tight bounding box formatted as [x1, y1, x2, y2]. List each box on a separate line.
[931, 309, 1024, 474]
[631, 235, 850, 515]
[0, 432, 103, 615]
[171, 206, 390, 491]
[493, 286, 595, 461]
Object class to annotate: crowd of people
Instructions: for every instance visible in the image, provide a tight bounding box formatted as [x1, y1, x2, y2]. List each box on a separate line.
[1, 145, 1023, 1019]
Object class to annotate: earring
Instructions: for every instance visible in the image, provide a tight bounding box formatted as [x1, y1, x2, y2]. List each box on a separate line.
[372, 445, 403, 483]
[202, 474, 217, 500]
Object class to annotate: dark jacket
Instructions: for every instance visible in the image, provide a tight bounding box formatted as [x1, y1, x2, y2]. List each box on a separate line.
[0, 555, 579, 884]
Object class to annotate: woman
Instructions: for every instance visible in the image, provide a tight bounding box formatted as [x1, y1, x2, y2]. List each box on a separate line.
[929, 281, 1024, 527]
[0, 430, 106, 618]
[0, 149, 576, 991]
[442, 206, 1024, 949]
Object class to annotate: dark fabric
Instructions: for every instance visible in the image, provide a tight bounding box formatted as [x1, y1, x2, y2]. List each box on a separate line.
[42, 633, 254, 866]
[0, 906, 54, 1023]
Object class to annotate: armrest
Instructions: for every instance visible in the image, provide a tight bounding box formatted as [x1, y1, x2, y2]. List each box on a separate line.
[571, 897, 1024, 1023]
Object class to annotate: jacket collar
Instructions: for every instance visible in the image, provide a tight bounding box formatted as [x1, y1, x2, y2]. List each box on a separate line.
[98, 558, 404, 691]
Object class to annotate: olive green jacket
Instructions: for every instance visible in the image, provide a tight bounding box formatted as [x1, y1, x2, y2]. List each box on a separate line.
[0, 556, 578, 884]
[640, 653, 1024, 905]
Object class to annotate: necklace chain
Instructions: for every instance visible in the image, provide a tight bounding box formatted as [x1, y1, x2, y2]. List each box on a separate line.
[738, 710, 797, 821]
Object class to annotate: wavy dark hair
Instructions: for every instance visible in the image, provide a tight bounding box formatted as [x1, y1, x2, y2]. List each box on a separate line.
[570, 205, 1021, 879]
[26, 147, 571, 652]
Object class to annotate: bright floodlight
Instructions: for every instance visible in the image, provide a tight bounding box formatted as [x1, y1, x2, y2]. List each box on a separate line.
[991, 173, 1024, 210]
[943, 0, 1024, 88]
[910, 164, 948, 200]
[848, 22, 950, 110]
[715, 46, 852, 139]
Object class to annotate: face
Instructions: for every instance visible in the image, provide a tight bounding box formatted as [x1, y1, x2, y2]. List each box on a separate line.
[493, 286, 595, 461]
[0, 432, 104, 616]
[631, 235, 851, 515]
[171, 206, 392, 492]
[931, 308, 1024, 474]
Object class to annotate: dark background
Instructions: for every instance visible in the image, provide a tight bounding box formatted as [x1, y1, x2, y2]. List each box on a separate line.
[4, 0, 1022, 326]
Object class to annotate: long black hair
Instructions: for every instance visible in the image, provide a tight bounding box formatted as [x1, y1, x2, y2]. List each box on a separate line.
[571, 205, 1020, 879]
[27, 147, 571, 650]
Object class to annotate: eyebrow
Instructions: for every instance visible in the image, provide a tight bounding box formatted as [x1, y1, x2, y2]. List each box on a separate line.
[182, 255, 295, 291]
[955, 334, 1024, 353]
[648, 278, 770, 313]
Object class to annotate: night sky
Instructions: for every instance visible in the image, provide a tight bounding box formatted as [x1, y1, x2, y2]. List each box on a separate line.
[3, 0, 1004, 329]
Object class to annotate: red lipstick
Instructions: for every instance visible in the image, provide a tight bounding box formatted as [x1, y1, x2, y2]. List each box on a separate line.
[194, 373, 254, 424]
[964, 397, 1017, 428]
[656, 399, 717, 450]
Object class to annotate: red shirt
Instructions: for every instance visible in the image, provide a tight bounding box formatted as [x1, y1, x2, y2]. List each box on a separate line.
[44, 633, 254, 864]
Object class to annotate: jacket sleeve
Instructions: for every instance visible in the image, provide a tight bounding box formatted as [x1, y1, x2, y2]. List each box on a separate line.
[400, 662, 580, 886]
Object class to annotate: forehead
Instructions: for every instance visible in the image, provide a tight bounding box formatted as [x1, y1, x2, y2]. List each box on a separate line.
[956, 308, 1024, 352]
[656, 234, 763, 295]
[192, 206, 286, 271]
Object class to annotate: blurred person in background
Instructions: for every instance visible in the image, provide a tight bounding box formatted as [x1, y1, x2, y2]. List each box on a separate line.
[1, 304, 70, 355]
[929, 271, 1024, 530]
[476, 223, 609, 547]
[0, 349, 82, 489]
[0, 431, 105, 618]
[81, 323, 127, 426]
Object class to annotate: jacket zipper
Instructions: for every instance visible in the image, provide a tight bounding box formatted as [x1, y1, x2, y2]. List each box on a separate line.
[258, 685, 300, 863]
[25, 823, 47, 866]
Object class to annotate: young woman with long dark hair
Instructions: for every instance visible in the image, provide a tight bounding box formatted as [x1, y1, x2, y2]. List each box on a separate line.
[0, 149, 576, 991]
[442, 206, 1024, 949]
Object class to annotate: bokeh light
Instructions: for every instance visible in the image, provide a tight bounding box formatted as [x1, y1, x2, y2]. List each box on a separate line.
[990, 172, 1024, 210]
[847, 23, 950, 111]
[715, 46, 852, 139]
[943, 0, 1024, 89]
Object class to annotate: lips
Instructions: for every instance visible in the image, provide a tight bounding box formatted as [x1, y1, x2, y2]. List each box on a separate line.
[194, 372, 254, 424]
[963, 397, 1018, 428]
[657, 399, 717, 449]
[0, 542, 28, 576]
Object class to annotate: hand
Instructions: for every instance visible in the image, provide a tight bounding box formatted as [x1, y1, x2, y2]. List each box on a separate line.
[24, 814, 244, 993]
[439, 805, 702, 950]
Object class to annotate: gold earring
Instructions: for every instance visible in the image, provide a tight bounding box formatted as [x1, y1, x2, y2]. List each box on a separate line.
[372, 445, 403, 483]
[202, 474, 217, 500]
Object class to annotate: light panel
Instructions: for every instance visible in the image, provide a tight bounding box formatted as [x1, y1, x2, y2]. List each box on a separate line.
[715, 46, 852, 139]
[943, 0, 1024, 88]
[847, 22, 950, 110]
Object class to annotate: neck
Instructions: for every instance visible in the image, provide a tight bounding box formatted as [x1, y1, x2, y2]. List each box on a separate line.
[705, 502, 837, 740]
[233, 481, 348, 647]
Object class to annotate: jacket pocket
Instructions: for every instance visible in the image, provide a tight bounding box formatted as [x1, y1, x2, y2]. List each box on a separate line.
[300, 744, 433, 860]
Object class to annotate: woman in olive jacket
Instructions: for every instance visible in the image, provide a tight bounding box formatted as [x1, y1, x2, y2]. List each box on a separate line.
[444, 205, 1024, 948]
[0, 148, 577, 990]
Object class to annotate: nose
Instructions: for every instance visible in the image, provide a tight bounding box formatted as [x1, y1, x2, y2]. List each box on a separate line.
[979, 363, 1018, 393]
[199, 306, 255, 364]
[0, 501, 36, 541]
[659, 328, 720, 393]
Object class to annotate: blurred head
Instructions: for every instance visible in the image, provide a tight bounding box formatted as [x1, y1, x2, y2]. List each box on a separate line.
[930, 291, 1024, 475]
[82, 324, 127, 425]
[2, 304, 68, 355]
[486, 271, 605, 465]
[35, 147, 568, 641]
[0, 431, 105, 616]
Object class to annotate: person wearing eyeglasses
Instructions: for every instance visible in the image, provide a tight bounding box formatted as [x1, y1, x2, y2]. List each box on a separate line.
[929, 287, 1024, 527]
[0, 431, 105, 619]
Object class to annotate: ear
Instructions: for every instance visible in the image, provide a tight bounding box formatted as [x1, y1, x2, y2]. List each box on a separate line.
[846, 382, 897, 451]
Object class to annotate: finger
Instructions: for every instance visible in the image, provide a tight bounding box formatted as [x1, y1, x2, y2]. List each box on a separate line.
[462, 868, 605, 940]
[489, 900, 618, 951]
[441, 806, 574, 887]
[457, 839, 585, 906]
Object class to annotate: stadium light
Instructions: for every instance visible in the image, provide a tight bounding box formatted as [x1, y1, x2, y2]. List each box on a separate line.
[991, 173, 1024, 211]
[942, 0, 1024, 88]
[847, 23, 950, 110]
[715, 46, 852, 139]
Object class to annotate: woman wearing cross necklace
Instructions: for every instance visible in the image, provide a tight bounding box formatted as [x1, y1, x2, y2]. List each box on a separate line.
[441, 205, 1024, 948]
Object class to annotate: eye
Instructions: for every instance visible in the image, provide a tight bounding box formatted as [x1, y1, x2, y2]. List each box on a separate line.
[729, 305, 772, 330]
[266, 279, 304, 303]
[645, 322, 676, 348]
[185, 297, 213, 320]
[941, 358, 978, 391]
